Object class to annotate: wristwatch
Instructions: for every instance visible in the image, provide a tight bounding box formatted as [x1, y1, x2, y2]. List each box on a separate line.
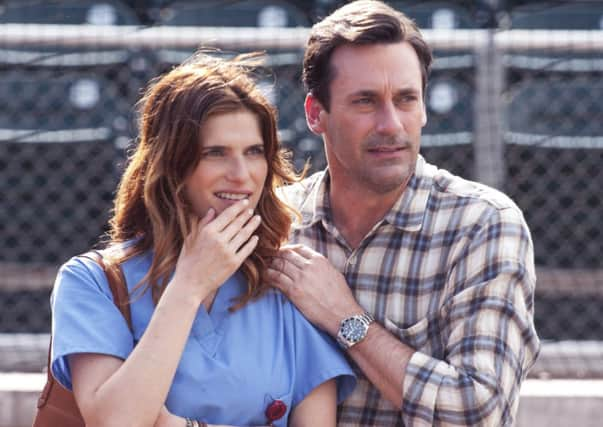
[336, 311, 375, 349]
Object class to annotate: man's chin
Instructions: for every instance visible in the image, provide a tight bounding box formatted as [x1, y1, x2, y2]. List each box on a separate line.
[364, 165, 415, 194]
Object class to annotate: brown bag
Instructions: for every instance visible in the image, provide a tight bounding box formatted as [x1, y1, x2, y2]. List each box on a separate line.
[33, 251, 132, 427]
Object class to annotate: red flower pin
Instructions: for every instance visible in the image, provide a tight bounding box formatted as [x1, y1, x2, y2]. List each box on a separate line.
[265, 399, 287, 425]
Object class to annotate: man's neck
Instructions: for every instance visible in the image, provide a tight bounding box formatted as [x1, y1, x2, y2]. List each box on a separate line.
[329, 180, 404, 249]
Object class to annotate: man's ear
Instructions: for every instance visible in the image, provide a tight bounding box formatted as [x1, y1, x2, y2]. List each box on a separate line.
[304, 93, 326, 135]
[421, 101, 427, 127]
[420, 93, 428, 127]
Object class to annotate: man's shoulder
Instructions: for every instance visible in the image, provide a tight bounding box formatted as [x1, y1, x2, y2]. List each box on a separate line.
[431, 167, 519, 213]
[278, 170, 326, 209]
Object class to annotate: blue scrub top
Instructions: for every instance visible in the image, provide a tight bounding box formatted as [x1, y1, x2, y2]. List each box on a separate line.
[51, 251, 356, 426]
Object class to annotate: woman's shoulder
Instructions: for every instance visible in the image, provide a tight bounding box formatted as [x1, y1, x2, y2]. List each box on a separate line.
[57, 240, 150, 293]
[255, 287, 327, 337]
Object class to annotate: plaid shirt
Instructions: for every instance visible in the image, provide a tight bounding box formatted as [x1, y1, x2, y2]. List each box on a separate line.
[280, 156, 540, 426]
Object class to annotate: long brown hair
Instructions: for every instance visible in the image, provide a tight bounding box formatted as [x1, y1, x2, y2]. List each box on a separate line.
[303, 0, 433, 110]
[107, 52, 300, 308]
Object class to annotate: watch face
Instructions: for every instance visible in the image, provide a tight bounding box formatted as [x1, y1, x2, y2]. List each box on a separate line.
[341, 318, 365, 343]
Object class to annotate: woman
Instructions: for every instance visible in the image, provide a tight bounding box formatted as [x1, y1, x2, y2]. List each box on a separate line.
[50, 53, 355, 427]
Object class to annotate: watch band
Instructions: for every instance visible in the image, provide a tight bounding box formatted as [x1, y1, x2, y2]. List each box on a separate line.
[357, 311, 375, 326]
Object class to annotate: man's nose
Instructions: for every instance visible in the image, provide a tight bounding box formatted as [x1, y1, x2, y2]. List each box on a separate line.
[376, 102, 403, 135]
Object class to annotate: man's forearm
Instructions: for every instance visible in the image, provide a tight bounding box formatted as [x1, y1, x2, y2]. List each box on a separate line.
[347, 322, 414, 407]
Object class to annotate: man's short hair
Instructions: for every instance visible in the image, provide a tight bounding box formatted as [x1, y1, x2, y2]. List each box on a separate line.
[303, 0, 433, 110]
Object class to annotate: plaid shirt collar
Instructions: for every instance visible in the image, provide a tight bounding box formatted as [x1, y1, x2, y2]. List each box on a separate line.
[295, 155, 433, 233]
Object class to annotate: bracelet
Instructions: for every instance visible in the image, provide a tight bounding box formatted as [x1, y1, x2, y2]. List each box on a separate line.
[185, 418, 208, 427]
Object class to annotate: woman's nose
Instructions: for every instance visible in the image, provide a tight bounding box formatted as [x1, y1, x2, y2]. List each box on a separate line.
[225, 156, 251, 182]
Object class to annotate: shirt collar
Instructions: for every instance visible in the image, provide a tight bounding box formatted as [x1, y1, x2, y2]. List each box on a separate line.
[295, 169, 331, 229]
[383, 155, 433, 231]
[294, 155, 434, 232]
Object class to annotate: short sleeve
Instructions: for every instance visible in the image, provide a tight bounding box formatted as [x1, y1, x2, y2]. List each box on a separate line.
[287, 302, 356, 406]
[50, 256, 134, 390]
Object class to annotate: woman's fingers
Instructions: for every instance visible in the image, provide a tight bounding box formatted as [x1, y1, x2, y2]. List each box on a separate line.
[207, 199, 250, 232]
[199, 207, 216, 227]
[235, 235, 259, 261]
[221, 206, 255, 243]
[229, 215, 261, 252]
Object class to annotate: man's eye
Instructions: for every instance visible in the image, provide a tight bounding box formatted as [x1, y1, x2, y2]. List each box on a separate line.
[398, 95, 418, 104]
[354, 97, 373, 104]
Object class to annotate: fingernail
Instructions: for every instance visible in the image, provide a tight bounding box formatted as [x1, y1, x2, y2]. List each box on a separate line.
[254, 215, 261, 221]
[248, 209, 254, 215]
[242, 198, 249, 205]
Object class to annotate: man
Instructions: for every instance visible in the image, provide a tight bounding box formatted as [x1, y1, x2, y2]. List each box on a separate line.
[268, 1, 540, 426]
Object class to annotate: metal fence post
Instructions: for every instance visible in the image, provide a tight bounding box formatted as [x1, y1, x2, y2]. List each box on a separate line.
[474, 31, 505, 190]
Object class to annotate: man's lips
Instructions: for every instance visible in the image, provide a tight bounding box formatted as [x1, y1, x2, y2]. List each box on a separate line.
[367, 146, 406, 152]
[366, 145, 409, 158]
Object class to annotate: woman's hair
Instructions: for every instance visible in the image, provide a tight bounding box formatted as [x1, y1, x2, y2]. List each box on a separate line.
[107, 52, 301, 309]
[303, 0, 433, 110]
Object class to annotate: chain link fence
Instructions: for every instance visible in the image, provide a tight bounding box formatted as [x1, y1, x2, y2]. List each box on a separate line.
[0, 1, 602, 378]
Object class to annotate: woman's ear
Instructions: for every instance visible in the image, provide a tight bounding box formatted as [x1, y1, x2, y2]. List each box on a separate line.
[304, 93, 326, 135]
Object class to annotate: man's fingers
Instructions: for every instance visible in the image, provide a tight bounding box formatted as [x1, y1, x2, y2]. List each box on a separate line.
[266, 267, 292, 294]
[270, 256, 287, 273]
[280, 243, 320, 262]
[278, 247, 308, 269]
[291, 244, 319, 259]
[280, 243, 310, 253]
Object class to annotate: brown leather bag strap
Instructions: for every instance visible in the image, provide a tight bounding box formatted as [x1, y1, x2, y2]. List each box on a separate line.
[39, 251, 132, 409]
[84, 250, 132, 330]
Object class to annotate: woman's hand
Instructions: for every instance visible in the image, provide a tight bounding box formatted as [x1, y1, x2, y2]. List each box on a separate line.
[172, 199, 261, 303]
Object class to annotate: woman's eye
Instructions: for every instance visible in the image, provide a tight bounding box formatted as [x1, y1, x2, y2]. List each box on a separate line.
[202, 149, 223, 157]
[248, 146, 265, 155]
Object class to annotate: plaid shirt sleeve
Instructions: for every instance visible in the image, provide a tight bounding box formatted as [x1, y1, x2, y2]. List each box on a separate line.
[401, 205, 540, 426]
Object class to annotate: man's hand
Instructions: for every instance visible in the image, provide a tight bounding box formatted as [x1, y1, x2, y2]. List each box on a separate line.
[267, 244, 364, 336]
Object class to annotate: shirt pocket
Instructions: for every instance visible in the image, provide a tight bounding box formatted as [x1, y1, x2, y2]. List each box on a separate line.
[383, 316, 431, 353]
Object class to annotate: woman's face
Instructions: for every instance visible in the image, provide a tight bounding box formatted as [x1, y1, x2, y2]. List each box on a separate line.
[184, 109, 268, 218]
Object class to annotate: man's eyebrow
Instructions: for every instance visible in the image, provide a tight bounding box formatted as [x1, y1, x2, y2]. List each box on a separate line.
[349, 90, 377, 97]
[348, 87, 421, 98]
[395, 87, 421, 96]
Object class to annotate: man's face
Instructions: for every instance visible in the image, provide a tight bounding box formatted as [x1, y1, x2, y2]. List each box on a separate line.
[307, 41, 427, 195]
